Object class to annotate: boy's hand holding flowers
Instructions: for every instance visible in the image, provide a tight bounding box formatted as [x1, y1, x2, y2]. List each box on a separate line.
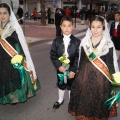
[58, 54, 70, 84]
[58, 66, 66, 73]
[68, 71, 75, 79]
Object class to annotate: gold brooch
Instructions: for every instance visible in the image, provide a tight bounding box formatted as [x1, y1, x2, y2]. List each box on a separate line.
[0, 29, 4, 40]
[0, 29, 4, 35]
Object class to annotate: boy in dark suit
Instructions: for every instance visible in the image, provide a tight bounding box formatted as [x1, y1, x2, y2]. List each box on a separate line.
[110, 12, 120, 60]
[50, 16, 80, 109]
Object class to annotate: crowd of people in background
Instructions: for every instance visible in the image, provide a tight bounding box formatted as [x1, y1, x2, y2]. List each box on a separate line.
[22, 4, 120, 25]
[16, 5, 120, 44]
[29, 6, 111, 24]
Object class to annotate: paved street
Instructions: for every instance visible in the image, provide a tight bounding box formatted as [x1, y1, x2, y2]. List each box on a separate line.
[22, 18, 88, 45]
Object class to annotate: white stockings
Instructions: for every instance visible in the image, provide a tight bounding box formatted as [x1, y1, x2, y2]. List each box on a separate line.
[57, 89, 71, 103]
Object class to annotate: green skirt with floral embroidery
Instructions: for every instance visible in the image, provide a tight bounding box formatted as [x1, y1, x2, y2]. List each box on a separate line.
[0, 70, 40, 104]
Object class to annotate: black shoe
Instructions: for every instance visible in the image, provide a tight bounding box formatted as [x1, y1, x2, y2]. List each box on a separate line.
[11, 103, 17, 105]
[53, 100, 64, 109]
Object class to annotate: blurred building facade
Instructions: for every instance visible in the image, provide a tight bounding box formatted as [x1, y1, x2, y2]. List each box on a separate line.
[1, 0, 120, 15]
[22, 0, 82, 16]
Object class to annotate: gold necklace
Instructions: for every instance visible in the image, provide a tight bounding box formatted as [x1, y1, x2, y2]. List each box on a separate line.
[92, 46, 98, 55]
[90, 36, 103, 54]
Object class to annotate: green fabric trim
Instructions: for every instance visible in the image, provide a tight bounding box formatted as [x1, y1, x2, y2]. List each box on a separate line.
[35, 78, 41, 91]
[0, 71, 40, 104]
[15, 43, 20, 54]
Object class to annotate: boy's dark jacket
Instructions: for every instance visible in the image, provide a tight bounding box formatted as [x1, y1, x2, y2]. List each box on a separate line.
[50, 34, 80, 74]
[110, 22, 120, 37]
[110, 22, 120, 50]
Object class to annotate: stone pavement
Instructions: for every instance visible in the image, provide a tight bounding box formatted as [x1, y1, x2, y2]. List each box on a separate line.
[21, 18, 88, 46]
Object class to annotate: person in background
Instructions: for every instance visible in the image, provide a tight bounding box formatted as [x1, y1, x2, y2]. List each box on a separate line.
[33, 7, 38, 21]
[0, 3, 40, 104]
[69, 15, 119, 120]
[100, 8, 105, 17]
[92, 6, 100, 18]
[17, 6, 23, 24]
[60, 8, 65, 17]
[110, 12, 120, 61]
[50, 8, 55, 24]
[65, 7, 71, 16]
[55, 8, 62, 37]
[79, 8, 85, 20]
[47, 7, 51, 24]
[50, 16, 80, 109]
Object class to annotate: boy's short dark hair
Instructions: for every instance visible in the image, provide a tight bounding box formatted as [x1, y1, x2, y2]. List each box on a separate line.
[60, 15, 73, 25]
[56, 8, 60, 12]
[114, 11, 120, 16]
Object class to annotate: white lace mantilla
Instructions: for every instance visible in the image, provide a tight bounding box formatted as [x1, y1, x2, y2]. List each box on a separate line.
[0, 21, 15, 39]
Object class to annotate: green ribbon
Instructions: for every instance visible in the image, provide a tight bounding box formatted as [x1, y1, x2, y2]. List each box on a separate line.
[104, 90, 120, 110]
[13, 63, 25, 85]
[111, 88, 116, 95]
[111, 81, 120, 87]
[58, 71, 69, 85]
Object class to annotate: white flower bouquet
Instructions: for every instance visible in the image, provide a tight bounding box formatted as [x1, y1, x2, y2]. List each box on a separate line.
[58, 54, 70, 65]
[111, 72, 120, 86]
[105, 72, 120, 109]
[11, 54, 24, 64]
[58, 54, 70, 84]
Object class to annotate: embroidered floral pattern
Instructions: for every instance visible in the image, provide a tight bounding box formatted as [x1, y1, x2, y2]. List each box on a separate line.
[69, 48, 117, 120]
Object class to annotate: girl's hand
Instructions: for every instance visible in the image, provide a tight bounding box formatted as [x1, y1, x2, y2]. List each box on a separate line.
[58, 66, 66, 73]
[68, 71, 75, 79]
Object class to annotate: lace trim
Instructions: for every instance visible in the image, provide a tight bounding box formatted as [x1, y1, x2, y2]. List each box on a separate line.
[76, 115, 108, 120]
[69, 110, 108, 120]
[0, 21, 15, 39]
[69, 104, 117, 120]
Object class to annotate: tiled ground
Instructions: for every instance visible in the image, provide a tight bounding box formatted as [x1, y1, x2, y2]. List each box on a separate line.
[23, 24, 79, 40]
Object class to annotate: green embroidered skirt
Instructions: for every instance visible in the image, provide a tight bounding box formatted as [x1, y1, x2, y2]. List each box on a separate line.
[0, 70, 40, 104]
